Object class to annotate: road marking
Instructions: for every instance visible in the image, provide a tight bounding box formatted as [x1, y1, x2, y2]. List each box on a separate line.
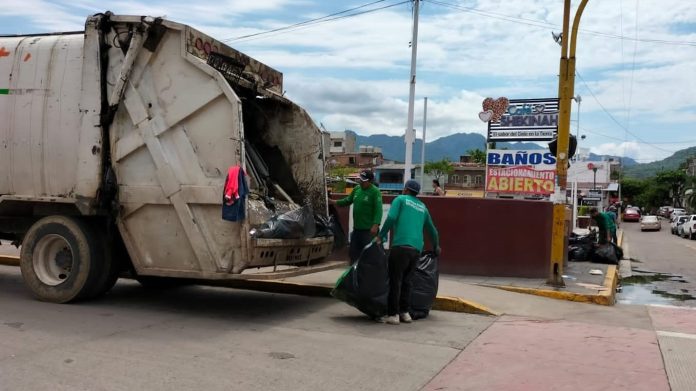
[657, 331, 696, 340]
[649, 304, 696, 311]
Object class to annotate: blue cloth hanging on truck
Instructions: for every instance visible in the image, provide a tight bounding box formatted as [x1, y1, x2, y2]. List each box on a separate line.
[222, 166, 248, 222]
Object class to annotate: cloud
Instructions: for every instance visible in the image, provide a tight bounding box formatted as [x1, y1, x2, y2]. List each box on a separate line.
[284, 75, 487, 139]
[590, 141, 689, 163]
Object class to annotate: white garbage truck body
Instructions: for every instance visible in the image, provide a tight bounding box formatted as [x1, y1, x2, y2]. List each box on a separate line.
[0, 13, 335, 302]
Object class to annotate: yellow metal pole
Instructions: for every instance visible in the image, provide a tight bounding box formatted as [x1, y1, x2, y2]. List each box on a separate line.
[548, 0, 589, 287]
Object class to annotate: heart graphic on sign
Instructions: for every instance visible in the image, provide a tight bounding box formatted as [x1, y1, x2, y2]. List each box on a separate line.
[482, 97, 509, 123]
[478, 110, 493, 122]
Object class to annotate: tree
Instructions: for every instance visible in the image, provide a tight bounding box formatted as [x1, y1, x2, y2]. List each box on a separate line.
[424, 158, 454, 182]
[467, 148, 487, 165]
[328, 166, 355, 193]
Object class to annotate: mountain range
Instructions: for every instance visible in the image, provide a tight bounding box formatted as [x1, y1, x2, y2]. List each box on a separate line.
[622, 146, 696, 179]
[350, 131, 638, 165]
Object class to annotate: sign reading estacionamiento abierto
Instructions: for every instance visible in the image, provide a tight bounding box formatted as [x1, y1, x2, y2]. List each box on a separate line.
[485, 150, 556, 195]
[483, 98, 559, 142]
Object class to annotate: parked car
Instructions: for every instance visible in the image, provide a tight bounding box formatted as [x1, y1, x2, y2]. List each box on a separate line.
[640, 216, 661, 231]
[670, 208, 687, 219]
[659, 206, 674, 218]
[682, 215, 696, 240]
[672, 215, 690, 234]
[623, 208, 641, 222]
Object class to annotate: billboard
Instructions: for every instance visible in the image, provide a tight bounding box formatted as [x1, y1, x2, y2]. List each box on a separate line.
[483, 98, 559, 142]
[486, 150, 556, 195]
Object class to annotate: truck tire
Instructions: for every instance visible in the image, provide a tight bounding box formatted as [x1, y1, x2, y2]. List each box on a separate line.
[20, 216, 106, 303]
[80, 228, 126, 300]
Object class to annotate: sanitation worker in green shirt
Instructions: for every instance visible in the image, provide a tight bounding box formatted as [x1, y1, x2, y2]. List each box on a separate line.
[331, 170, 383, 264]
[590, 207, 616, 244]
[376, 180, 439, 325]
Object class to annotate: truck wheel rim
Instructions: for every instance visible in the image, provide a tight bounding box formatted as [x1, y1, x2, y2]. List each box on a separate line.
[33, 234, 74, 286]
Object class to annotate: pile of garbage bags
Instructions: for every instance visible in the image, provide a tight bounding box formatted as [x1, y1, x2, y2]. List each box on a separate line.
[568, 230, 623, 265]
[331, 244, 439, 320]
[250, 204, 347, 244]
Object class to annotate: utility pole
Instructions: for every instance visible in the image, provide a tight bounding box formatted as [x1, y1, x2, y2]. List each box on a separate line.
[404, 0, 420, 185]
[548, 0, 589, 287]
[420, 97, 428, 184]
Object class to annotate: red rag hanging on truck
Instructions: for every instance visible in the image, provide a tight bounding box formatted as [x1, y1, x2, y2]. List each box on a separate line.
[224, 165, 242, 205]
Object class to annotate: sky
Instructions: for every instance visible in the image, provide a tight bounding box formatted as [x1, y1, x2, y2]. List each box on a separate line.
[2, 0, 696, 163]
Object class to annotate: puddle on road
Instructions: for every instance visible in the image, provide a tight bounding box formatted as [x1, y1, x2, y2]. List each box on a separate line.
[618, 270, 695, 305]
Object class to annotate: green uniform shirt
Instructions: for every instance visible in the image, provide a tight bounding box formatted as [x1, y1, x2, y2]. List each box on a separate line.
[379, 194, 439, 252]
[337, 184, 383, 230]
[594, 212, 616, 232]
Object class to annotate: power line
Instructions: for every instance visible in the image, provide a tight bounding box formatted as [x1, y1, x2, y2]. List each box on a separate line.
[576, 71, 676, 154]
[222, 0, 409, 43]
[425, 0, 696, 48]
[580, 126, 693, 147]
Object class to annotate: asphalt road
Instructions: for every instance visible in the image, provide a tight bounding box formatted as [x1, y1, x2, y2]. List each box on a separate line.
[619, 218, 696, 306]
[0, 265, 494, 391]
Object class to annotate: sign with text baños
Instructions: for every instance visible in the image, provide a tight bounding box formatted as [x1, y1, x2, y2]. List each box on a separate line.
[486, 98, 559, 142]
[486, 150, 556, 195]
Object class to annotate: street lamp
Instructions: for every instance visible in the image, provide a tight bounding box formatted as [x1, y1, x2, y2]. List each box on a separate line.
[573, 95, 581, 161]
[548, 0, 590, 287]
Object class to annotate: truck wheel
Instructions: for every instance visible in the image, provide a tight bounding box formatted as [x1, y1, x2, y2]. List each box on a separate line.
[20, 216, 105, 303]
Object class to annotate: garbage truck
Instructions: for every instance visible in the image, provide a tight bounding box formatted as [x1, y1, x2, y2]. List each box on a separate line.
[0, 12, 338, 303]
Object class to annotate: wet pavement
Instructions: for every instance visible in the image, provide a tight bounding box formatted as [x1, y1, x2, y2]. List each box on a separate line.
[618, 219, 696, 306]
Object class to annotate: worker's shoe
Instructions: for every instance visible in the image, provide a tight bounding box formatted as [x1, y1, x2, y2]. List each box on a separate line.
[385, 315, 400, 325]
[399, 312, 413, 323]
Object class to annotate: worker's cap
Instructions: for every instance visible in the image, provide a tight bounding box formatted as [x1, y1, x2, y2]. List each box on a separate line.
[405, 179, 421, 194]
[359, 170, 374, 182]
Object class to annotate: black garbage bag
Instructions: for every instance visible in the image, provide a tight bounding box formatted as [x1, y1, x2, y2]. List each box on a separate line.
[328, 205, 347, 250]
[592, 243, 619, 264]
[331, 242, 389, 318]
[252, 205, 315, 239]
[410, 252, 439, 320]
[568, 245, 589, 262]
[314, 214, 332, 237]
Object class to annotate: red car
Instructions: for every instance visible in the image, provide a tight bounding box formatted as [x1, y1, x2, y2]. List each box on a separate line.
[623, 208, 641, 222]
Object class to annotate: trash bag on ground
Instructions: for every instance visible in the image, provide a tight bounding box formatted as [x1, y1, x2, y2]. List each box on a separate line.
[251, 205, 315, 239]
[568, 245, 591, 262]
[410, 252, 439, 320]
[331, 242, 389, 318]
[591, 243, 619, 264]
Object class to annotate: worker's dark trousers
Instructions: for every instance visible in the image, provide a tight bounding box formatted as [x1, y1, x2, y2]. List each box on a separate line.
[349, 229, 373, 264]
[387, 245, 419, 316]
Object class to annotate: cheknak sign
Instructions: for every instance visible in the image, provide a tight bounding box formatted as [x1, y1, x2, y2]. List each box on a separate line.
[480, 98, 559, 142]
[486, 150, 556, 195]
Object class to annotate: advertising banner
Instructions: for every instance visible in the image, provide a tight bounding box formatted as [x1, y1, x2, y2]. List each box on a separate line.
[482, 98, 559, 142]
[486, 150, 556, 195]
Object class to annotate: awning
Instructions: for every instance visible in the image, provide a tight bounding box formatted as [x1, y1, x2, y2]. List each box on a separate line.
[603, 183, 619, 192]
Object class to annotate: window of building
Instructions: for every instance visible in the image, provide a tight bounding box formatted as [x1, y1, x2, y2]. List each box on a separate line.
[450, 175, 460, 184]
[348, 157, 356, 165]
[333, 141, 342, 147]
[475, 175, 483, 185]
[463, 175, 470, 185]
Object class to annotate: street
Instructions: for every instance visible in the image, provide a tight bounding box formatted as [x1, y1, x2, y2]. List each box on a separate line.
[619, 218, 696, 306]
[0, 264, 493, 391]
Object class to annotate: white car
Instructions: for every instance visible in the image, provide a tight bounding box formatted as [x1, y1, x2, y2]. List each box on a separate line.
[670, 208, 686, 219]
[672, 215, 690, 234]
[640, 215, 661, 231]
[680, 215, 696, 239]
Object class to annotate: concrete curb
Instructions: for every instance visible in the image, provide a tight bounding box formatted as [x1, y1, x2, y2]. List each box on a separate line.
[485, 266, 616, 306]
[482, 231, 623, 306]
[0, 256, 498, 316]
